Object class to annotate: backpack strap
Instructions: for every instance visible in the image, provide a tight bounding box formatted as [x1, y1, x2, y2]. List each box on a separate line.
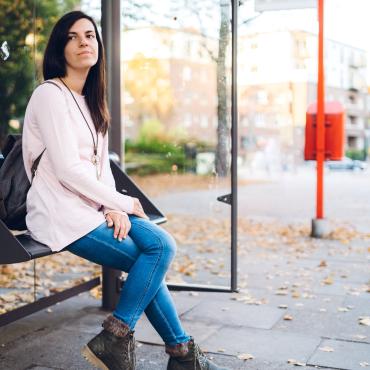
[30, 80, 62, 183]
[41, 80, 62, 90]
[31, 148, 46, 181]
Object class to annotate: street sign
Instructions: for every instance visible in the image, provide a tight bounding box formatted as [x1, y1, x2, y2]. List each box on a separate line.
[255, 0, 317, 11]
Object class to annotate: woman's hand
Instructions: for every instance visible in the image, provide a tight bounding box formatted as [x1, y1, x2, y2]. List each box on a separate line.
[132, 197, 149, 220]
[105, 212, 131, 241]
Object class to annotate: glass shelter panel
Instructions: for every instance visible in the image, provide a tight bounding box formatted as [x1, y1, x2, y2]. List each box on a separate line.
[122, 0, 233, 287]
[0, 0, 102, 314]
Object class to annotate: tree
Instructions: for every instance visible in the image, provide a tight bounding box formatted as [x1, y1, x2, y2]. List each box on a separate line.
[0, 0, 80, 149]
[183, 1, 232, 178]
[215, 0, 231, 177]
[0, 0, 34, 149]
[124, 54, 174, 124]
[123, 0, 232, 177]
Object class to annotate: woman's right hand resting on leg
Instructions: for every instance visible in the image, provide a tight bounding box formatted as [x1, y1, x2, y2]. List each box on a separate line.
[105, 212, 131, 241]
[105, 198, 148, 241]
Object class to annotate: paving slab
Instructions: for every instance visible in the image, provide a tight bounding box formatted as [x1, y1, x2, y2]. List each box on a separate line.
[200, 326, 322, 364]
[239, 286, 346, 312]
[309, 281, 366, 297]
[136, 342, 336, 370]
[307, 339, 370, 370]
[135, 343, 246, 370]
[0, 327, 94, 370]
[182, 298, 284, 329]
[343, 294, 370, 308]
[308, 248, 370, 265]
[273, 307, 370, 342]
[135, 314, 222, 345]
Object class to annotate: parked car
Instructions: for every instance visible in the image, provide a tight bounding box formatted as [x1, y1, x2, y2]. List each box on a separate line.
[326, 157, 367, 171]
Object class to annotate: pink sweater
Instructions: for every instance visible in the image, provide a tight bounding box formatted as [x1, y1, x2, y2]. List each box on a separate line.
[22, 79, 134, 252]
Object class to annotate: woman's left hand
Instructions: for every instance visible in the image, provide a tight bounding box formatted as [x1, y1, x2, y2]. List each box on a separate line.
[105, 212, 131, 241]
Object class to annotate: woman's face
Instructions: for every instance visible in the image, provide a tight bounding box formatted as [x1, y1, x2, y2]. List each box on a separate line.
[64, 18, 99, 72]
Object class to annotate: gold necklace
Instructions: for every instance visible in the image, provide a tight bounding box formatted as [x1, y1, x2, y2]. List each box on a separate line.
[59, 78, 101, 179]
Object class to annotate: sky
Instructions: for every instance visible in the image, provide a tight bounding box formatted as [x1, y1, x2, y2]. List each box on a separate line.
[324, 0, 370, 50]
[243, 0, 370, 81]
[242, 0, 370, 48]
[81, 0, 370, 82]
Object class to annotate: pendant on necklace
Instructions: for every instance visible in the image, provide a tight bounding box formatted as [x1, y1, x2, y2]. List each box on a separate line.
[91, 154, 101, 180]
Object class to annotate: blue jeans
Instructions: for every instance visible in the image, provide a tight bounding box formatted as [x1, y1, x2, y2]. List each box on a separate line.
[65, 215, 190, 346]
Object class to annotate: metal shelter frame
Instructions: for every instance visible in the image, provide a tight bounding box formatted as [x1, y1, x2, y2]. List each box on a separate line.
[0, 1, 239, 328]
[101, 0, 239, 310]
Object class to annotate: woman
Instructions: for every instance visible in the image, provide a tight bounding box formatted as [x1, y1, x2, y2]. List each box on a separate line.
[22, 10, 229, 370]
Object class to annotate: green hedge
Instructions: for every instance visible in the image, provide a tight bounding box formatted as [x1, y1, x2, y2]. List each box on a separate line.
[125, 137, 194, 175]
[345, 149, 366, 161]
[124, 118, 213, 175]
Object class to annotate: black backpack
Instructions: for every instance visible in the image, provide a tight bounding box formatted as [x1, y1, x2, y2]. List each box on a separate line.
[0, 134, 45, 230]
[0, 81, 60, 230]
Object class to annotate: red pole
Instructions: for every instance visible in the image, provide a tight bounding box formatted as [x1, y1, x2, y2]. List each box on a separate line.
[316, 0, 325, 219]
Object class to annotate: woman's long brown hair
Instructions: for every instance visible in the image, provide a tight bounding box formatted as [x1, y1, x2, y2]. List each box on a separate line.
[42, 11, 110, 136]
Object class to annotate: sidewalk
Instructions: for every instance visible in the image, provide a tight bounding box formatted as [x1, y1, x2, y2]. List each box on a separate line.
[1, 170, 369, 369]
[0, 224, 369, 370]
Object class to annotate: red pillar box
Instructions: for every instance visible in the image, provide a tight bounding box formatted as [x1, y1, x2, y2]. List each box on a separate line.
[304, 101, 345, 161]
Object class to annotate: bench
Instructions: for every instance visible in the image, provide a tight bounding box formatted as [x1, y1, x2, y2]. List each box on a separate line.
[0, 134, 166, 327]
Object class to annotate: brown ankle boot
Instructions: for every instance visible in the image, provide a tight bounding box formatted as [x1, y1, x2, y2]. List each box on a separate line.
[81, 314, 136, 370]
[166, 337, 230, 370]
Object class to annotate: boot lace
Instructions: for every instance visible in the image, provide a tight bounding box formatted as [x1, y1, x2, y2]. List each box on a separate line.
[193, 342, 209, 369]
[117, 331, 136, 369]
[127, 332, 136, 369]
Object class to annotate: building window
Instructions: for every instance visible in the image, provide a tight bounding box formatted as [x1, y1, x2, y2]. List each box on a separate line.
[182, 66, 192, 81]
[348, 94, 357, 105]
[213, 117, 218, 128]
[241, 116, 249, 127]
[200, 68, 207, 83]
[348, 115, 357, 125]
[200, 115, 208, 128]
[186, 40, 192, 57]
[347, 136, 357, 148]
[257, 90, 268, 105]
[296, 39, 307, 57]
[184, 113, 192, 127]
[295, 60, 305, 69]
[241, 136, 255, 149]
[255, 113, 265, 127]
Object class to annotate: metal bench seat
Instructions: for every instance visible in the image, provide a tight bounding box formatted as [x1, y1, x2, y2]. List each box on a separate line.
[0, 149, 166, 265]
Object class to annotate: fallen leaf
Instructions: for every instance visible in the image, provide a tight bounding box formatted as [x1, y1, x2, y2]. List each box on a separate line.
[237, 353, 254, 361]
[358, 317, 370, 326]
[291, 291, 301, 298]
[275, 289, 288, 296]
[319, 346, 334, 352]
[287, 359, 306, 366]
[337, 307, 350, 312]
[352, 334, 367, 340]
[322, 276, 334, 285]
